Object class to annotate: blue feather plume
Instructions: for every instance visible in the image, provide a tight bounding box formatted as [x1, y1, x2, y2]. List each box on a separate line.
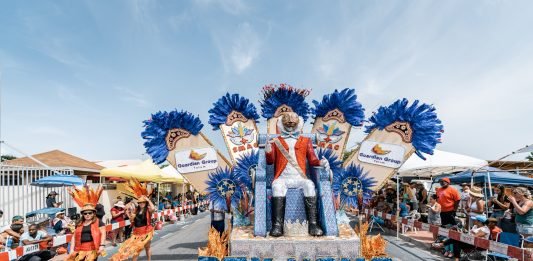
[141, 110, 204, 164]
[316, 148, 343, 175]
[205, 167, 244, 211]
[208, 93, 260, 130]
[232, 151, 259, 190]
[332, 164, 376, 209]
[260, 84, 310, 121]
[312, 88, 365, 126]
[365, 98, 443, 160]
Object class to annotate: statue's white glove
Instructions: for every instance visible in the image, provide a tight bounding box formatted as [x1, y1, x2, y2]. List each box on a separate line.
[265, 140, 273, 153]
[320, 157, 333, 182]
[320, 157, 330, 170]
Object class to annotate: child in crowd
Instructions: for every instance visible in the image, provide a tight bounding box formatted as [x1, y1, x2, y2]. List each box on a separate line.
[488, 217, 502, 241]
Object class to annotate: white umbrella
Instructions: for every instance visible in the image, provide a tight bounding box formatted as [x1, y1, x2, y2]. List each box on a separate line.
[398, 149, 487, 178]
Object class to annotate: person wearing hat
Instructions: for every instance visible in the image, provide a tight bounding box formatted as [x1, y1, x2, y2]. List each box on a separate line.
[466, 186, 485, 229]
[111, 179, 155, 261]
[384, 186, 396, 209]
[487, 217, 502, 241]
[444, 215, 489, 260]
[46, 191, 63, 208]
[53, 211, 72, 234]
[66, 185, 106, 261]
[436, 177, 461, 227]
[110, 201, 126, 246]
[0, 215, 25, 248]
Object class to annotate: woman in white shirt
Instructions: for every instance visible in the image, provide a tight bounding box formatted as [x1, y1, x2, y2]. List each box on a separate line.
[466, 186, 485, 229]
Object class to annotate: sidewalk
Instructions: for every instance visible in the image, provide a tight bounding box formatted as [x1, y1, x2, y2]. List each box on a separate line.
[379, 226, 435, 250]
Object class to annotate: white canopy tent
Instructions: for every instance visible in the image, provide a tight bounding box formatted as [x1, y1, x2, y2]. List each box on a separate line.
[398, 149, 487, 178]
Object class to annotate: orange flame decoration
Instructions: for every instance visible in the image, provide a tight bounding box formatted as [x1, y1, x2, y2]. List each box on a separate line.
[124, 178, 152, 200]
[198, 227, 230, 259]
[68, 185, 103, 209]
[356, 221, 388, 259]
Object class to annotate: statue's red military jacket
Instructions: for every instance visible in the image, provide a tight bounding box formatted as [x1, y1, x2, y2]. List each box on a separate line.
[265, 136, 321, 180]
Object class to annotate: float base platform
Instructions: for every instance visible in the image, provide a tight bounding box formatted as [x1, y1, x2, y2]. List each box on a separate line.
[230, 225, 359, 260]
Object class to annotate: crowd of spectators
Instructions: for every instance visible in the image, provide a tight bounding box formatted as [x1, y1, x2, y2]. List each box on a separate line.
[1, 189, 206, 260]
[368, 178, 533, 260]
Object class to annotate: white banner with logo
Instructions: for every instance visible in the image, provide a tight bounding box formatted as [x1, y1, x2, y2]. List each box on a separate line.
[357, 140, 406, 168]
[175, 147, 218, 174]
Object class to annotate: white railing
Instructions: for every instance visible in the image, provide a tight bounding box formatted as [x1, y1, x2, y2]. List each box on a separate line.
[0, 165, 75, 226]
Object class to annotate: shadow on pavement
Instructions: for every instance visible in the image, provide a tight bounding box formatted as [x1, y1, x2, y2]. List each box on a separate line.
[168, 241, 208, 250]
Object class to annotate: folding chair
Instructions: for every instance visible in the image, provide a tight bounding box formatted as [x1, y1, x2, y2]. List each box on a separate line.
[487, 232, 523, 261]
[402, 211, 421, 234]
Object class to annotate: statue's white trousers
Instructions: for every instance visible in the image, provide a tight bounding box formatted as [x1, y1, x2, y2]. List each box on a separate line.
[272, 171, 316, 197]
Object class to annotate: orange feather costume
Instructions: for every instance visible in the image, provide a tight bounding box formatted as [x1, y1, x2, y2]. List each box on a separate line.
[66, 185, 104, 261]
[110, 178, 155, 261]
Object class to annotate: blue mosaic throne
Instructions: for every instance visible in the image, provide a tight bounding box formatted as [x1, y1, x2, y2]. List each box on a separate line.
[253, 134, 338, 237]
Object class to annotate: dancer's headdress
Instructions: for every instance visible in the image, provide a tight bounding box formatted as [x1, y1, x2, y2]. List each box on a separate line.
[68, 185, 103, 212]
[125, 178, 152, 202]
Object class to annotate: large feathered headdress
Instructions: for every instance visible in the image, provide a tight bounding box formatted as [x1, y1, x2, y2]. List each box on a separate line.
[260, 83, 311, 122]
[365, 99, 443, 160]
[312, 88, 365, 126]
[208, 93, 260, 130]
[125, 178, 152, 202]
[68, 185, 103, 212]
[142, 110, 204, 164]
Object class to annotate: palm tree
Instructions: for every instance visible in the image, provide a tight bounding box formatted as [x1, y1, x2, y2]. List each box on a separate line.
[527, 152, 533, 162]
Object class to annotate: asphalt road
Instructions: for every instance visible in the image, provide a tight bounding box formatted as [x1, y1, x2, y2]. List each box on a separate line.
[104, 211, 442, 261]
[104, 211, 210, 261]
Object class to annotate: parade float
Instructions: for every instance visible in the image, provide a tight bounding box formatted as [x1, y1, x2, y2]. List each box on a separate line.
[141, 84, 443, 260]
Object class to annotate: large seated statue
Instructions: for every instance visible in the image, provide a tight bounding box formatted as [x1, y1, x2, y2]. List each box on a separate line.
[255, 112, 338, 238]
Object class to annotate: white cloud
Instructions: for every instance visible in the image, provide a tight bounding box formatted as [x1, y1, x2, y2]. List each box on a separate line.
[230, 23, 261, 74]
[36, 38, 88, 67]
[129, 0, 159, 34]
[115, 87, 151, 108]
[212, 22, 262, 74]
[194, 0, 249, 15]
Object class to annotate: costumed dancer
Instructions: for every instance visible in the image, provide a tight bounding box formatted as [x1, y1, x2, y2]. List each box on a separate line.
[66, 185, 106, 261]
[266, 112, 329, 237]
[110, 179, 155, 261]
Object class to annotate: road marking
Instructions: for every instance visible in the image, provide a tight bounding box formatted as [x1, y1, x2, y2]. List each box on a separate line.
[161, 234, 171, 238]
[182, 225, 189, 228]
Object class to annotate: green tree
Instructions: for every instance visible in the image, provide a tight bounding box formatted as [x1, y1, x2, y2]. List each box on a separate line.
[1, 154, 17, 162]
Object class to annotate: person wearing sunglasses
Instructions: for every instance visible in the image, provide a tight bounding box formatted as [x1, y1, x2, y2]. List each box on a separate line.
[111, 179, 155, 261]
[508, 187, 533, 237]
[66, 186, 106, 261]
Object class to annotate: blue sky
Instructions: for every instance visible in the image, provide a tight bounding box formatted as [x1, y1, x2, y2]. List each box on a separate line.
[0, 0, 532, 162]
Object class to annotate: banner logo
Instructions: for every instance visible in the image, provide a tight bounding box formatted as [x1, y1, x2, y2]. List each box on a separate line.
[358, 141, 405, 168]
[175, 147, 218, 173]
[227, 122, 255, 146]
[189, 149, 207, 160]
[317, 121, 345, 145]
[371, 144, 391, 155]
